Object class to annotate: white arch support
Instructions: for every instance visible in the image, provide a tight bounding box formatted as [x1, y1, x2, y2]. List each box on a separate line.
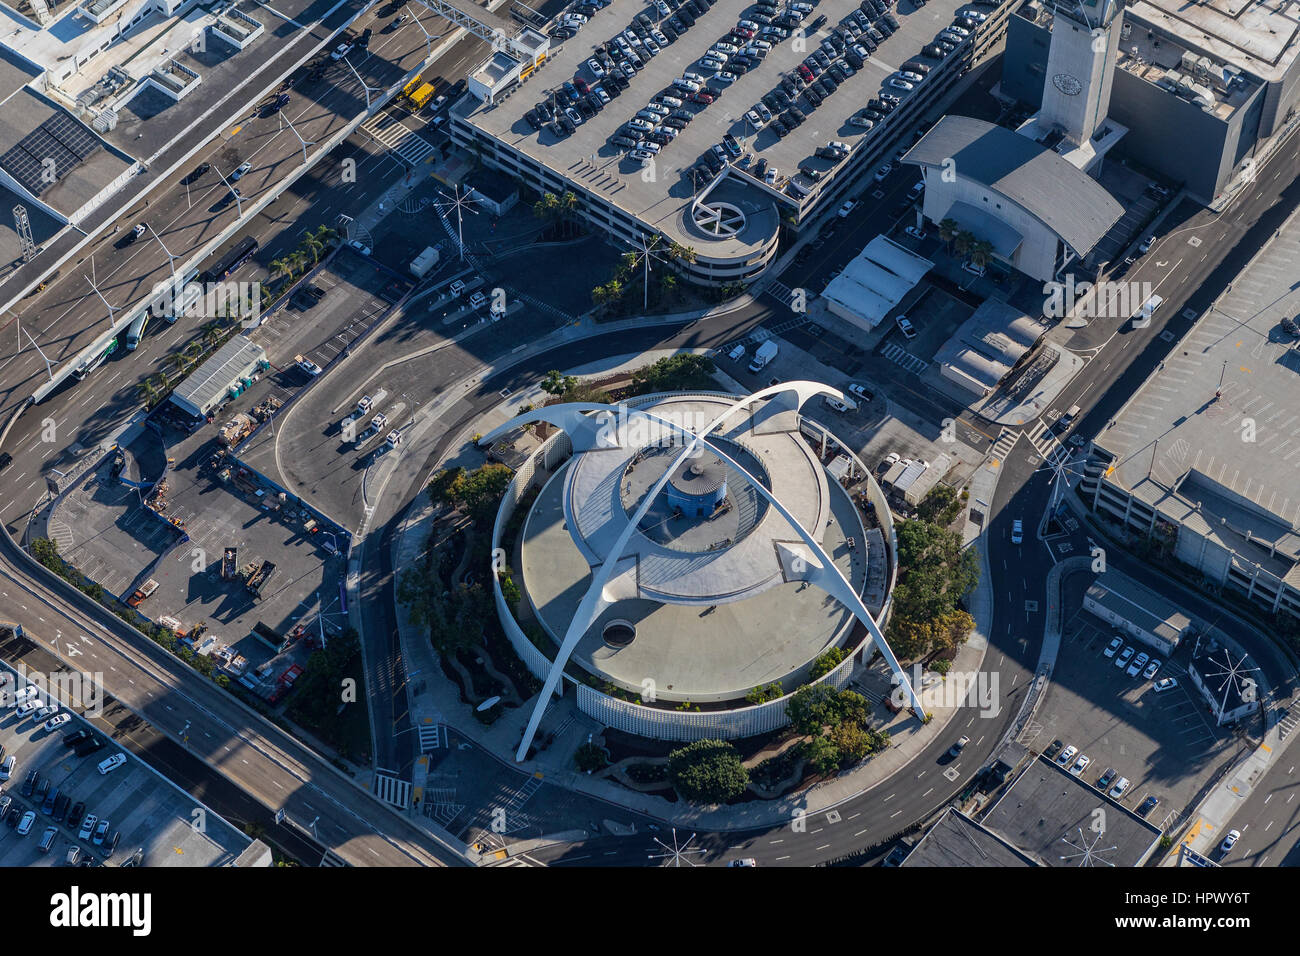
[479, 384, 925, 760]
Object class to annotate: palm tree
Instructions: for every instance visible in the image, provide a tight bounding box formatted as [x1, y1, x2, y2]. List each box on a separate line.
[969, 239, 994, 270]
[269, 258, 289, 281]
[952, 229, 973, 259]
[667, 242, 697, 266]
[558, 191, 579, 238]
[302, 235, 324, 265]
[938, 218, 959, 249]
[202, 322, 221, 347]
[137, 380, 157, 406]
[170, 352, 191, 376]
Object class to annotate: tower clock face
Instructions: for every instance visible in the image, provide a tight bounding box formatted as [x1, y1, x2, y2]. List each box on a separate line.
[1053, 73, 1084, 96]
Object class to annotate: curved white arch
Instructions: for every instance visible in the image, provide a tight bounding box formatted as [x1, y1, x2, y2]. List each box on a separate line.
[483, 384, 923, 760]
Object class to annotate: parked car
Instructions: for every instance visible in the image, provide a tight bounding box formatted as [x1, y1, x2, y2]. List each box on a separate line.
[895, 315, 916, 339]
[1103, 637, 1123, 658]
[1143, 659, 1162, 680]
[1115, 646, 1135, 669]
[1069, 753, 1090, 776]
[97, 753, 127, 775]
[1153, 677, 1179, 693]
[1056, 744, 1077, 766]
[1127, 651, 1150, 677]
[1043, 739, 1064, 760]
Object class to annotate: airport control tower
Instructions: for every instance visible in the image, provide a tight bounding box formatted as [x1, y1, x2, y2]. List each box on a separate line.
[1040, 0, 1125, 147]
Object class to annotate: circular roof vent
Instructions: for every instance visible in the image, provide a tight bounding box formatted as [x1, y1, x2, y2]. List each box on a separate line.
[602, 620, 637, 647]
[692, 199, 746, 237]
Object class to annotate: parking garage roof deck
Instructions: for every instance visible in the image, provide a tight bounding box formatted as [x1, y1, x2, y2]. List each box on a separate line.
[458, 0, 973, 235]
[1093, 210, 1300, 564]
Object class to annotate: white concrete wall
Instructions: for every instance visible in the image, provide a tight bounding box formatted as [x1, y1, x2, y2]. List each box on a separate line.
[921, 178, 1061, 280]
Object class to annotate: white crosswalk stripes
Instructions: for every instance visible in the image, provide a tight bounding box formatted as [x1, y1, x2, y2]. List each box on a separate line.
[881, 342, 929, 375]
[359, 112, 437, 167]
[1025, 421, 1069, 469]
[373, 772, 413, 810]
[989, 428, 1019, 463]
[418, 721, 444, 753]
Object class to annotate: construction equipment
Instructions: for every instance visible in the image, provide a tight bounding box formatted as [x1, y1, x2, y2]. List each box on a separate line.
[221, 548, 238, 580]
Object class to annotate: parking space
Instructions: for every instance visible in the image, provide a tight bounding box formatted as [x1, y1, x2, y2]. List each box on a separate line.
[0, 664, 249, 867]
[1028, 599, 1236, 831]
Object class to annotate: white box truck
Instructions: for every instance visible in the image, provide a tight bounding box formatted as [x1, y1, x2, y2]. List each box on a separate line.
[748, 340, 778, 373]
[409, 245, 441, 279]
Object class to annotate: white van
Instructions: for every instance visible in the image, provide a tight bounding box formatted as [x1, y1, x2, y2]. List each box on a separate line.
[1134, 293, 1164, 326]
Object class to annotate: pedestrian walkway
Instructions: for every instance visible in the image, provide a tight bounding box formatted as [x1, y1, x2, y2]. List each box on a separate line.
[880, 341, 929, 375]
[418, 719, 445, 754]
[763, 280, 801, 309]
[1023, 419, 1070, 470]
[359, 112, 438, 167]
[988, 427, 1019, 466]
[373, 771, 413, 810]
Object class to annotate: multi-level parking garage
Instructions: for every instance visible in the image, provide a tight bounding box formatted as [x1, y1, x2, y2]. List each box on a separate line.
[450, 0, 1021, 283]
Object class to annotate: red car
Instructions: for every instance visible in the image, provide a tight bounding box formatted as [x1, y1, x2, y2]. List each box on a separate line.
[574, 76, 590, 94]
[735, 26, 754, 38]
[693, 90, 714, 104]
[797, 64, 814, 80]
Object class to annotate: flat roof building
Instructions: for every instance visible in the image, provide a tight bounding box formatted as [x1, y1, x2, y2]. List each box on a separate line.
[1187, 642, 1261, 726]
[935, 299, 1045, 397]
[169, 336, 267, 420]
[902, 806, 1039, 867]
[1002, 0, 1297, 205]
[1081, 208, 1300, 622]
[1083, 575, 1190, 656]
[982, 756, 1164, 866]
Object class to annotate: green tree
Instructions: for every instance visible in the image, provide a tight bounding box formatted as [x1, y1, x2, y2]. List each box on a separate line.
[745, 682, 783, 704]
[938, 217, 959, 249]
[574, 742, 607, 773]
[667, 739, 749, 803]
[916, 485, 963, 527]
[427, 466, 464, 505]
[803, 735, 842, 775]
[969, 238, 994, 270]
[445, 463, 514, 524]
[541, 369, 579, 396]
[809, 646, 846, 680]
[631, 353, 717, 393]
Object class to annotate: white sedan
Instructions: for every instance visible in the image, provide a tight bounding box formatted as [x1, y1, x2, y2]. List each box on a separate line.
[837, 200, 856, 217]
[587, 58, 606, 78]
[874, 163, 893, 182]
[44, 713, 70, 731]
[888, 78, 914, 91]
[1069, 753, 1091, 776]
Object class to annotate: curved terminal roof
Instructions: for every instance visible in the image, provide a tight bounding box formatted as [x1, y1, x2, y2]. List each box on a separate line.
[903, 115, 1123, 256]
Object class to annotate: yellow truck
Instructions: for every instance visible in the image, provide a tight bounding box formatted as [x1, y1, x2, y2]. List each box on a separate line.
[407, 82, 436, 109]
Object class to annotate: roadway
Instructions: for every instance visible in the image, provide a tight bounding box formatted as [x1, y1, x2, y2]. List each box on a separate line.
[0, 0, 466, 492]
[1, 28, 1298, 868]
[356, 120, 1300, 864]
